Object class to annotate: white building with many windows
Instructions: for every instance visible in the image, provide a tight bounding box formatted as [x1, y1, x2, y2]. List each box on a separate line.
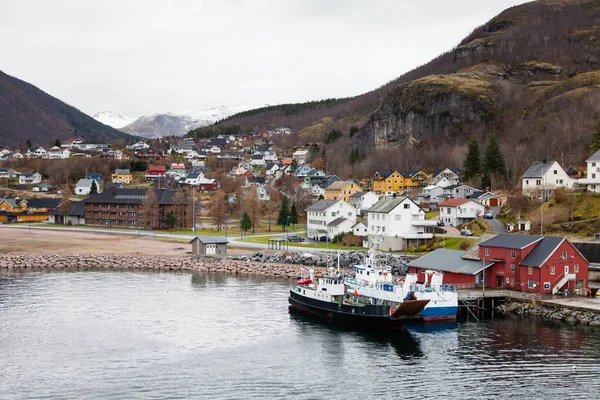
[439, 199, 485, 227]
[366, 197, 435, 251]
[305, 200, 356, 240]
[579, 150, 600, 192]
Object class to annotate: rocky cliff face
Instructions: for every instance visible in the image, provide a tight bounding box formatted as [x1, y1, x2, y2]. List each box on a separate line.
[365, 74, 497, 148]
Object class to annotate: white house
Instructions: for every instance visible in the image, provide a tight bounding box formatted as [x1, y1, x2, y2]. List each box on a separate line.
[250, 153, 266, 166]
[293, 149, 309, 165]
[579, 149, 600, 192]
[46, 146, 71, 159]
[27, 147, 47, 158]
[263, 151, 278, 162]
[184, 172, 206, 185]
[352, 221, 368, 237]
[0, 168, 17, 179]
[295, 164, 312, 177]
[522, 160, 576, 197]
[127, 141, 150, 150]
[430, 168, 460, 186]
[348, 191, 379, 215]
[74, 178, 101, 195]
[418, 184, 447, 205]
[439, 199, 485, 227]
[19, 172, 42, 185]
[366, 197, 435, 251]
[306, 200, 356, 240]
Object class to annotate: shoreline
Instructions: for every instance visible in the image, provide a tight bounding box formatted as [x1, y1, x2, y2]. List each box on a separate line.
[495, 299, 600, 327]
[0, 254, 329, 279]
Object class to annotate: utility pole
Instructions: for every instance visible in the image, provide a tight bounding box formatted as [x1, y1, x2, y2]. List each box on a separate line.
[541, 164, 545, 236]
[192, 187, 196, 236]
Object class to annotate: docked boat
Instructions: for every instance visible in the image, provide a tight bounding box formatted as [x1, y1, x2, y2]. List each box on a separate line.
[288, 268, 429, 330]
[345, 250, 459, 321]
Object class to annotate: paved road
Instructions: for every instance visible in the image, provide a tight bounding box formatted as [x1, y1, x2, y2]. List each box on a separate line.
[487, 208, 506, 233]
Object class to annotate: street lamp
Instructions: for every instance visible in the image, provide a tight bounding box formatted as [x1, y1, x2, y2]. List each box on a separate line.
[225, 213, 229, 240]
[286, 215, 290, 250]
[152, 209, 156, 237]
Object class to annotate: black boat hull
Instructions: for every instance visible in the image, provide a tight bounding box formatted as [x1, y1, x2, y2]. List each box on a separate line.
[288, 290, 420, 330]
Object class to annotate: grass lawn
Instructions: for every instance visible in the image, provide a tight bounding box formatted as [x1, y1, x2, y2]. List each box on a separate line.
[426, 210, 440, 220]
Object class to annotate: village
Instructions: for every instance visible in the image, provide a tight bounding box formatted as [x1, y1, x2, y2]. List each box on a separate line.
[1, 129, 600, 299]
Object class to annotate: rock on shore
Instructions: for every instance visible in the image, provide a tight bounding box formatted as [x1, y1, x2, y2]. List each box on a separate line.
[495, 300, 600, 327]
[0, 254, 331, 279]
[229, 250, 411, 274]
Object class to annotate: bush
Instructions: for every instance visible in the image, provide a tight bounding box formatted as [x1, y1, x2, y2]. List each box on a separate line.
[459, 240, 470, 250]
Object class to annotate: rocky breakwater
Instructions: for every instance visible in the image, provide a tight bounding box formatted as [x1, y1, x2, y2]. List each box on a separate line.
[0, 254, 329, 279]
[228, 250, 411, 274]
[495, 300, 600, 327]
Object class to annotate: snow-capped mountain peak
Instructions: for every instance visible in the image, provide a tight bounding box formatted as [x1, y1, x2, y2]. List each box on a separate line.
[93, 111, 136, 129]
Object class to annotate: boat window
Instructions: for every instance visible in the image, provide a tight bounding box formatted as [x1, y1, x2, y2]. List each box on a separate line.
[366, 271, 370, 276]
[322, 288, 327, 291]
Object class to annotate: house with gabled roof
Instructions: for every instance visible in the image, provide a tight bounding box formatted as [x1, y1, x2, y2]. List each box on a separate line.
[408, 233, 588, 295]
[75, 179, 102, 195]
[348, 191, 379, 216]
[579, 150, 600, 192]
[305, 200, 356, 240]
[522, 160, 576, 197]
[325, 180, 362, 203]
[430, 168, 460, 186]
[439, 199, 485, 226]
[366, 197, 435, 251]
[19, 172, 42, 185]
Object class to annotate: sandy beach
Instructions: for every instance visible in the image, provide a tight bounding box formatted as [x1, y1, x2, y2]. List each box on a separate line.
[0, 228, 247, 256]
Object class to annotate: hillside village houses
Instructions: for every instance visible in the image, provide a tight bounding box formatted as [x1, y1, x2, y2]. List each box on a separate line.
[348, 191, 379, 216]
[46, 146, 71, 159]
[439, 199, 485, 227]
[111, 169, 132, 184]
[521, 160, 577, 197]
[372, 170, 430, 195]
[579, 149, 600, 192]
[75, 178, 101, 195]
[306, 200, 357, 240]
[0, 167, 17, 179]
[366, 197, 436, 251]
[325, 180, 362, 203]
[19, 172, 42, 185]
[430, 168, 461, 186]
[292, 148, 309, 165]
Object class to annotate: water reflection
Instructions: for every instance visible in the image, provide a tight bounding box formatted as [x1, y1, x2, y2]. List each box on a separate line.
[288, 310, 423, 360]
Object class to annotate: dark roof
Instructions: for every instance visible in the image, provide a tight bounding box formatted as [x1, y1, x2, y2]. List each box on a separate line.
[350, 191, 367, 198]
[248, 176, 266, 184]
[586, 150, 600, 162]
[480, 234, 544, 250]
[368, 197, 406, 213]
[443, 184, 460, 190]
[104, 182, 125, 189]
[49, 200, 85, 217]
[408, 249, 493, 275]
[573, 242, 600, 264]
[20, 172, 39, 177]
[467, 191, 487, 199]
[520, 236, 565, 267]
[328, 217, 349, 227]
[306, 199, 340, 211]
[186, 172, 202, 179]
[462, 233, 499, 260]
[25, 198, 61, 209]
[522, 161, 557, 178]
[433, 168, 461, 177]
[189, 236, 228, 244]
[399, 170, 424, 178]
[566, 166, 577, 175]
[83, 188, 180, 205]
[251, 154, 264, 159]
[85, 172, 103, 180]
[375, 170, 395, 179]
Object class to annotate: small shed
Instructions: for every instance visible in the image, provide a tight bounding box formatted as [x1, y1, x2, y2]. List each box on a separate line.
[517, 220, 531, 231]
[190, 236, 228, 255]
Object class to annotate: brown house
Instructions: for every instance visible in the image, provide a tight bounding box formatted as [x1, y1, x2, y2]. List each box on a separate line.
[83, 188, 190, 229]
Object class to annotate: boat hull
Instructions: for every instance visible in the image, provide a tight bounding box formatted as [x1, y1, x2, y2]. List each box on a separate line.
[420, 306, 459, 321]
[288, 290, 421, 330]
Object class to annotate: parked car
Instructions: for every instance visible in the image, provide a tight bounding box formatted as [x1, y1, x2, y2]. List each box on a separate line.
[483, 212, 493, 219]
[436, 220, 445, 227]
[460, 229, 473, 236]
[287, 235, 305, 242]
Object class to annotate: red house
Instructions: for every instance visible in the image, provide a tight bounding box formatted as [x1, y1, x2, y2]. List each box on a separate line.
[408, 234, 588, 295]
[146, 164, 167, 181]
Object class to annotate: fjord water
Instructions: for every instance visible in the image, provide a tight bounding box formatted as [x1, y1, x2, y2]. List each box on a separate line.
[1, 271, 599, 399]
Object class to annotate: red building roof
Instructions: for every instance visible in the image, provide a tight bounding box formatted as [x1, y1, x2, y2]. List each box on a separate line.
[438, 199, 470, 207]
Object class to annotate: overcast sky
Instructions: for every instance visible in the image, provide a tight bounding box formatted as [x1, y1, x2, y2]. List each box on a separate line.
[1, 0, 530, 117]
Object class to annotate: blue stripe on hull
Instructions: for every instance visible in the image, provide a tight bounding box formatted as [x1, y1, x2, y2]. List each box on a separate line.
[421, 306, 458, 320]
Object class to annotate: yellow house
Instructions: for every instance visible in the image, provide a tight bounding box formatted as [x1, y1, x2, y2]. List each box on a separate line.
[111, 168, 132, 184]
[0, 198, 59, 223]
[325, 180, 362, 203]
[399, 170, 430, 190]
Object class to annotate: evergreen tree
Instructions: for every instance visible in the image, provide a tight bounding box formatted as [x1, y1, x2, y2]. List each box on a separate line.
[290, 202, 298, 227]
[318, 194, 324, 200]
[290, 158, 298, 172]
[240, 212, 252, 232]
[482, 135, 508, 189]
[164, 210, 176, 230]
[277, 196, 290, 227]
[349, 147, 358, 165]
[54, 138, 62, 147]
[591, 122, 600, 153]
[349, 126, 359, 137]
[26, 139, 32, 149]
[90, 180, 98, 195]
[462, 137, 481, 183]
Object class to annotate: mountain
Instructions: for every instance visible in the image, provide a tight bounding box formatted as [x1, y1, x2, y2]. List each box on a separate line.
[0, 70, 133, 148]
[92, 111, 136, 129]
[214, 0, 600, 181]
[120, 105, 265, 138]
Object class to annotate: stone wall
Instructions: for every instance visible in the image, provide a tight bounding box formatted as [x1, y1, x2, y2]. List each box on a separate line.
[0, 254, 330, 279]
[495, 299, 600, 327]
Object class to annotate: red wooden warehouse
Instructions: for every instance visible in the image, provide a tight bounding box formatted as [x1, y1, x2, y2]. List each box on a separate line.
[408, 234, 588, 294]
